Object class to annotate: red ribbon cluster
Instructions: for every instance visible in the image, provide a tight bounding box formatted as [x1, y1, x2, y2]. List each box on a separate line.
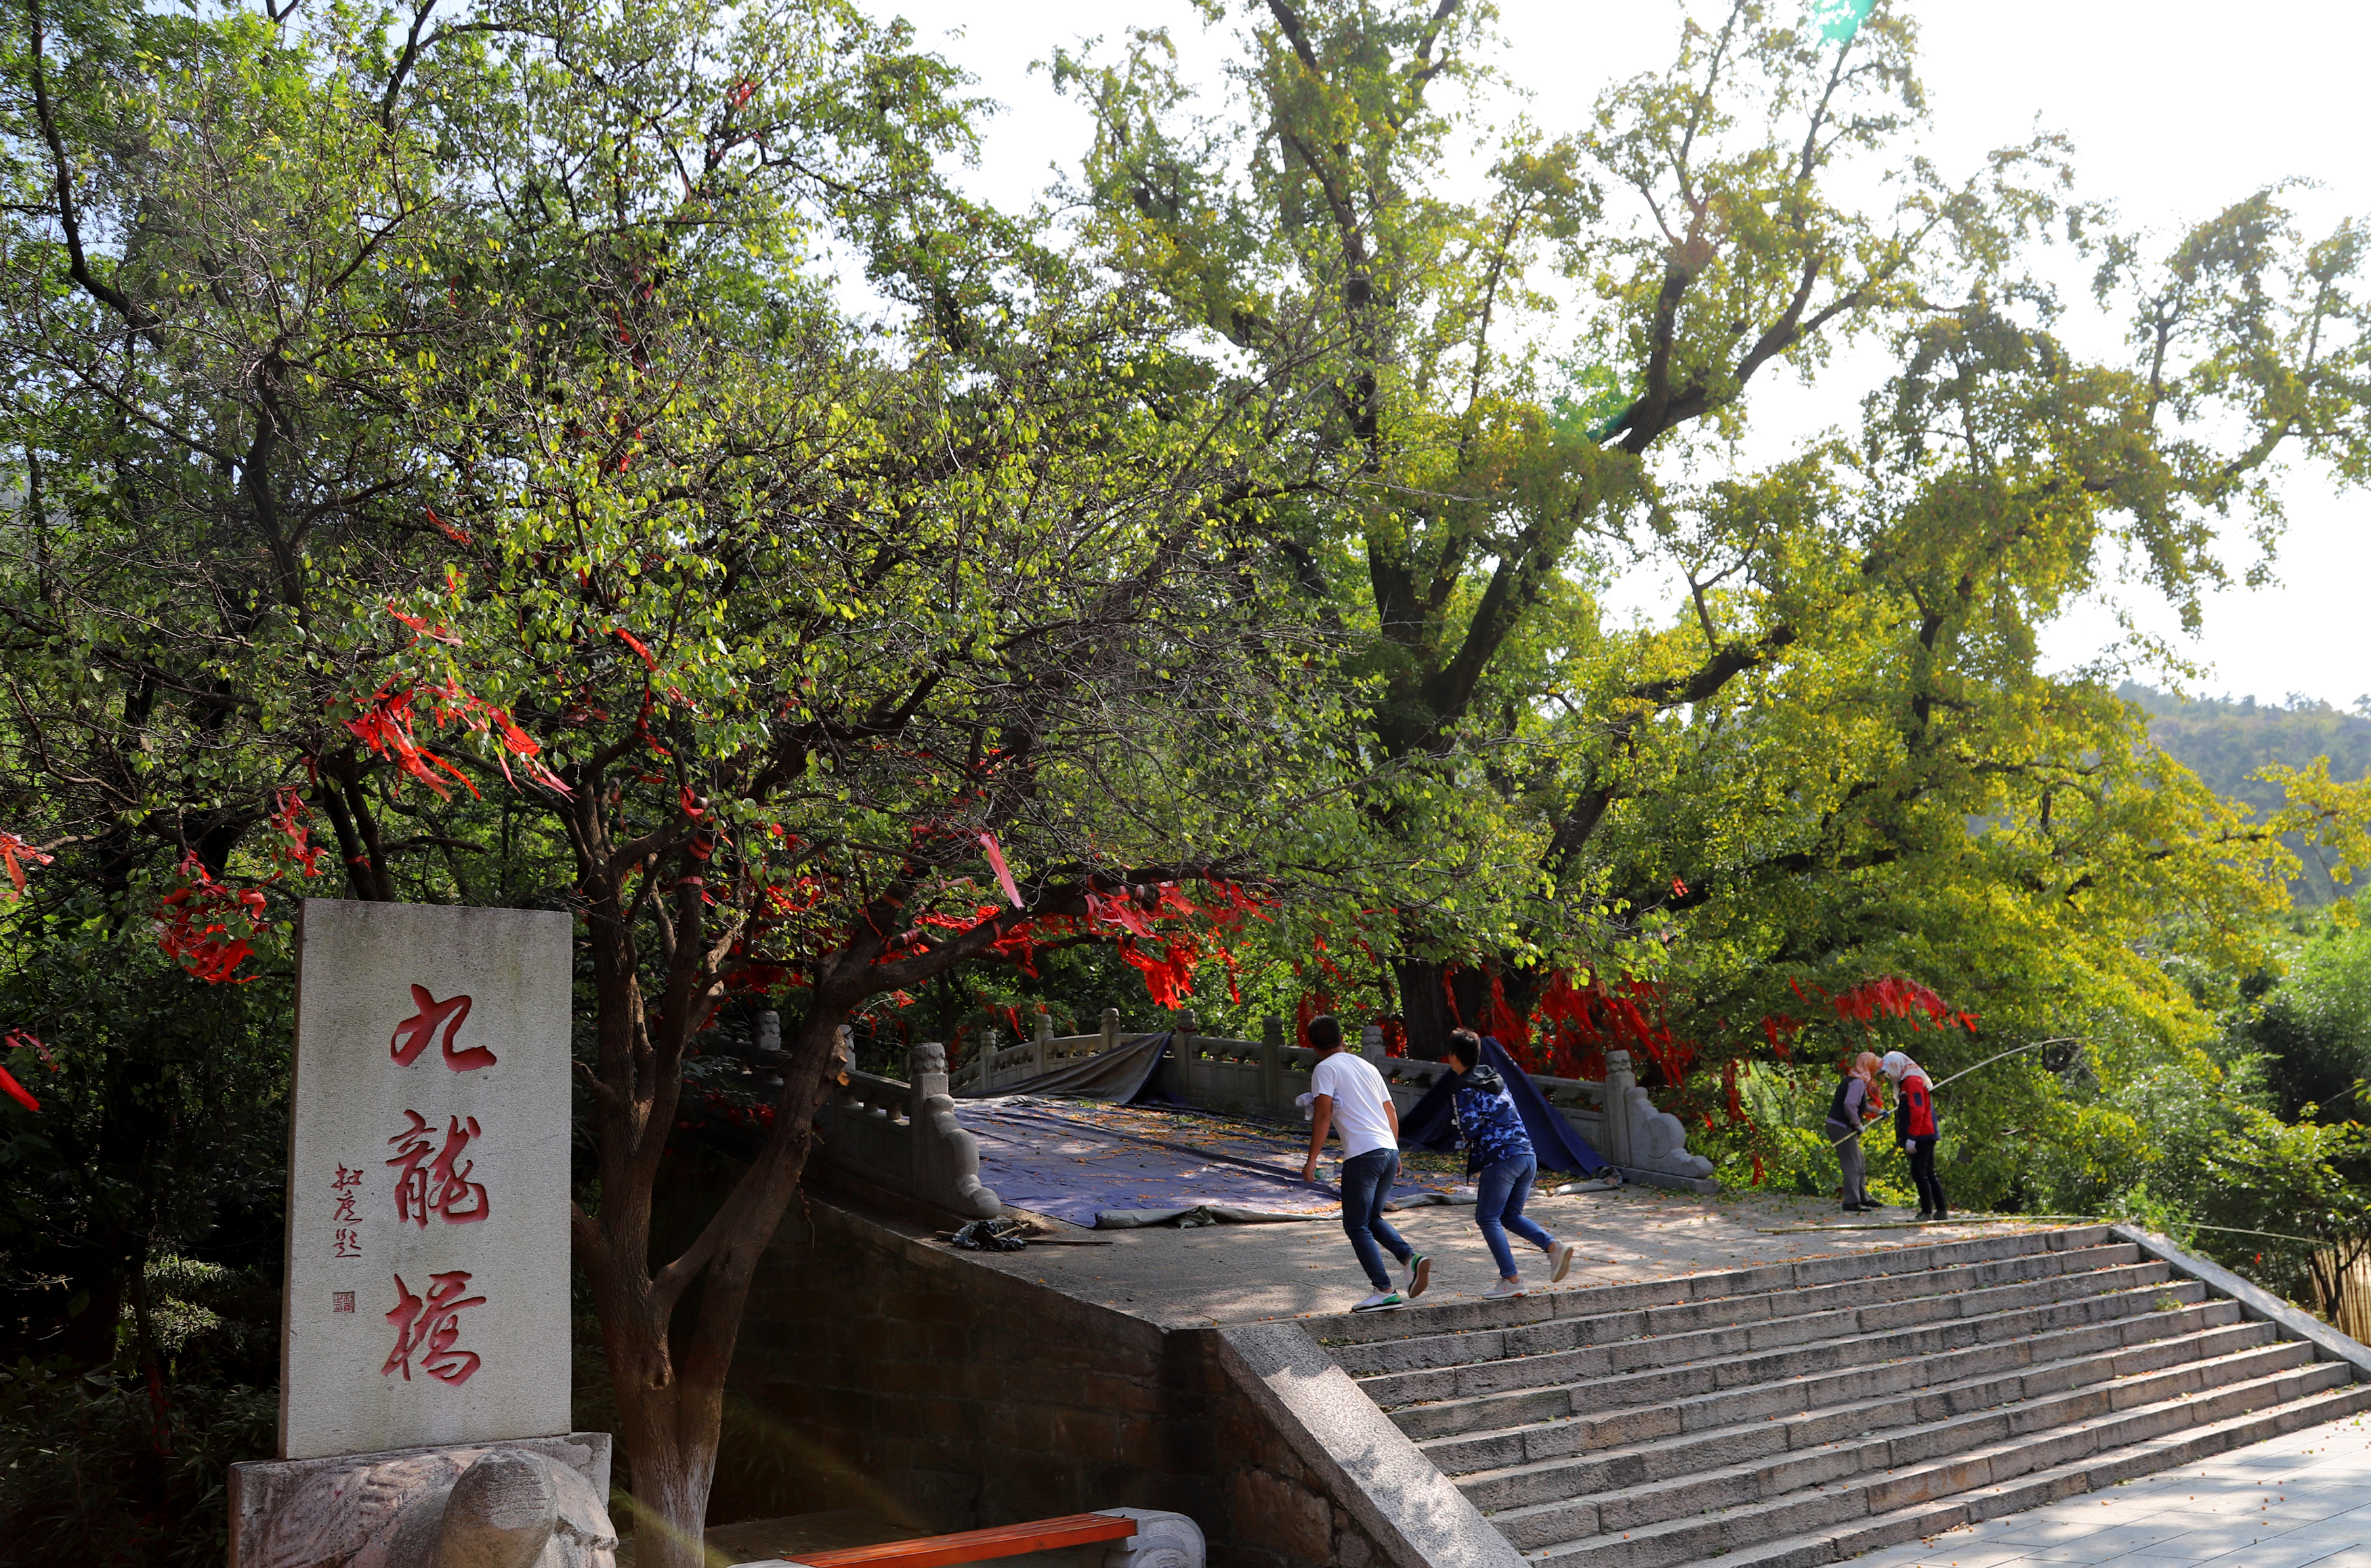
[154, 853, 270, 984]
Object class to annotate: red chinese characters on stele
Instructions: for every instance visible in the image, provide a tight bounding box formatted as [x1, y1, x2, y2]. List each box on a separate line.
[385, 1109, 491, 1226]
[389, 985, 497, 1072]
[382, 1269, 486, 1385]
[373, 981, 498, 1388]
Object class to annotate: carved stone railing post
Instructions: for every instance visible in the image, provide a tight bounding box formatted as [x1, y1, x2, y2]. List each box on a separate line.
[910, 1040, 948, 1193]
[905, 1040, 999, 1219]
[911, 1040, 950, 1102]
[1601, 1048, 1638, 1170]
[1101, 1006, 1120, 1054]
[1033, 1005, 1053, 1076]
[1261, 1015, 1284, 1112]
[1360, 1022, 1384, 1063]
[755, 1007, 785, 1089]
[1175, 1009, 1199, 1101]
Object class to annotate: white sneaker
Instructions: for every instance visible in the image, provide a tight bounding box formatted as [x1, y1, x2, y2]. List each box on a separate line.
[1404, 1254, 1431, 1299]
[1548, 1241, 1576, 1284]
[1483, 1277, 1528, 1300]
[1352, 1290, 1406, 1312]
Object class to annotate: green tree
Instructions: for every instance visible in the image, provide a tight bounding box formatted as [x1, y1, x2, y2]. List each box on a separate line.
[2246, 915, 2371, 1119]
[1057, 0, 2371, 1164]
[0, 910, 285, 1565]
[2124, 685, 2371, 905]
[0, 0, 1341, 1556]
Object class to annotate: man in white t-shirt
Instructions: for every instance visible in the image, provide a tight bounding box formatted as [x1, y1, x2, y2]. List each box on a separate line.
[1299, 1014, 1429, 1311]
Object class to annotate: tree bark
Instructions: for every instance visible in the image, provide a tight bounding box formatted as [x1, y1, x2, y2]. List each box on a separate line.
[1392, 958, 1492, 1058]
[575, 991, 841, 1567]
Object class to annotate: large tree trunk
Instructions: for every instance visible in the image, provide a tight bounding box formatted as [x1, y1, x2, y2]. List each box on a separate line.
[589, 1292, 725, 1567]
[560, 786, 1101, 1565]
[587, 1124, 822, 1565]
[581, 1183, 810, 1564]
[574, 922, 842, 1568]
[1393, 958, 1492, 1059]
[1393, 959, 1543, 1060]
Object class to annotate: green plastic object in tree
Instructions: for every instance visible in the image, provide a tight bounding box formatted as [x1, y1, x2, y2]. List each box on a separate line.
[1815, 0, 1876, 43]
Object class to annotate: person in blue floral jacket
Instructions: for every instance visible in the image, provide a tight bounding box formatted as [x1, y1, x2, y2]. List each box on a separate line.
[1444, 1029, 1577, 1298]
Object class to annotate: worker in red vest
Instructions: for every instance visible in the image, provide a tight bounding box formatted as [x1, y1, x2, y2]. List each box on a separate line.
[1881, 1051, 1947, 1221]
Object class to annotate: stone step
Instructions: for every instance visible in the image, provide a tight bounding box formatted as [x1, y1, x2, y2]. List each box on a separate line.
[1379, 1275, 2204, 1436]
[1419, 1303, 2263, 1478]
[1316, 1225, 2118, 1346]
[1454, 1317, 2290, 1509]
[1355, 1256, 2170, 1408]
[1330, 1242, 2144, 1380]
[1525, 1359, 2363, 1566]
[1477, 1337, 2325, 1545]
[1672, 1375, 2371, 1568]
[1398, 1290, 2237, 1448]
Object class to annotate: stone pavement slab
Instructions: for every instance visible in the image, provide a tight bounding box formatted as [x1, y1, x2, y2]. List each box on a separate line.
[953, 1178, 2071, 1328]
[1843, 1410, 2371, 1568]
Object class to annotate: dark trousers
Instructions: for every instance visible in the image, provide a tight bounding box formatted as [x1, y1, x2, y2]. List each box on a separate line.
[1474, 1154, 1557, 1278]
[1904, 1137, 1946, 1214]
[1826, 1120, 1868, 1207]
[1339, 1148, 1413, 1291]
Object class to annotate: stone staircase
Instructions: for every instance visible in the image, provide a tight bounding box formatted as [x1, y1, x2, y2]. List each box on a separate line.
[1321, 1225, 2371, 1567]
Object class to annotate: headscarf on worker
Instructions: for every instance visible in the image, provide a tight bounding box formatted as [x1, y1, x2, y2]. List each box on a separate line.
[1880, 1051, 1936, 1139]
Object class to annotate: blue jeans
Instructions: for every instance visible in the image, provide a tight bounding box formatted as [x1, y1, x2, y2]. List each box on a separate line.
[1475, 1154, 1557, 1279]
[1339, 1148, 1414, 1292]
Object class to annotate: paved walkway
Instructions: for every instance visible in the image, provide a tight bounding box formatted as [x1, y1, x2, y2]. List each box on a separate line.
[1849, 1411, 2371, 1568]
[962, 1177, 2067, 1328]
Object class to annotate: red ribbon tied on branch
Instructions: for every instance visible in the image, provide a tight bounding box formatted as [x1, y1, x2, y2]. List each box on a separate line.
[154, 853, 269, 983]
[978, 832, 1023, 909]
[385, 602, 461, 645]
[0, 832, 54, 901]
[612, 627, 657, 671]
[0, 1029, 49, 1114]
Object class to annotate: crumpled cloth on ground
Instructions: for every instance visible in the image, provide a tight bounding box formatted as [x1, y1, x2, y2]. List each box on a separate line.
[949, 1216, 1030, 1251]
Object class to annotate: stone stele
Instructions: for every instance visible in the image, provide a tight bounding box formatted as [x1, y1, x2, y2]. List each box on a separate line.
[282, 898, 573, 1460]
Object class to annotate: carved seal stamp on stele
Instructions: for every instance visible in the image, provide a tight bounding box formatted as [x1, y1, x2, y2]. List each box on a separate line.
[280, 897, 574, 1460]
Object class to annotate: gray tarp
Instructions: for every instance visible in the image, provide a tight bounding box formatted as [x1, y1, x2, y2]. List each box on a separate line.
[950, 1095, 1467, 1228]
[955, 1031, 1172, 1102]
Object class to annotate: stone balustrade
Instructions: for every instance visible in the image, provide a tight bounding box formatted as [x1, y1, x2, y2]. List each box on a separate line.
[814, 1042, 1003, 1221]
[957, 1007, 1715, 1191]
[957, 1007, 1121, 1093]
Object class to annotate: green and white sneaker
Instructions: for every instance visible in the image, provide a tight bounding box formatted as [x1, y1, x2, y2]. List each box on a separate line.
[1351, 1290, 1406, 1312]
[1404, 1254, 1431, 1299]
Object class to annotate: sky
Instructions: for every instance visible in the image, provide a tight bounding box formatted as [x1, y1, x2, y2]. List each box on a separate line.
[877, 0, 2368, 708]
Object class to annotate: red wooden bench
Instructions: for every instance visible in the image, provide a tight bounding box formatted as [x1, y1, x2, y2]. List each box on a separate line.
[778, 1512, 1139, 1567]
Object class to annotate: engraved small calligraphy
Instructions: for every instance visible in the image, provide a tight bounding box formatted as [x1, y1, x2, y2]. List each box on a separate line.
[330, 1165, 364, 1255]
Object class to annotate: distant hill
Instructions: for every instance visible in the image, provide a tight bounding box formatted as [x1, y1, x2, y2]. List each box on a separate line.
[2120, 683, 2371, 905]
